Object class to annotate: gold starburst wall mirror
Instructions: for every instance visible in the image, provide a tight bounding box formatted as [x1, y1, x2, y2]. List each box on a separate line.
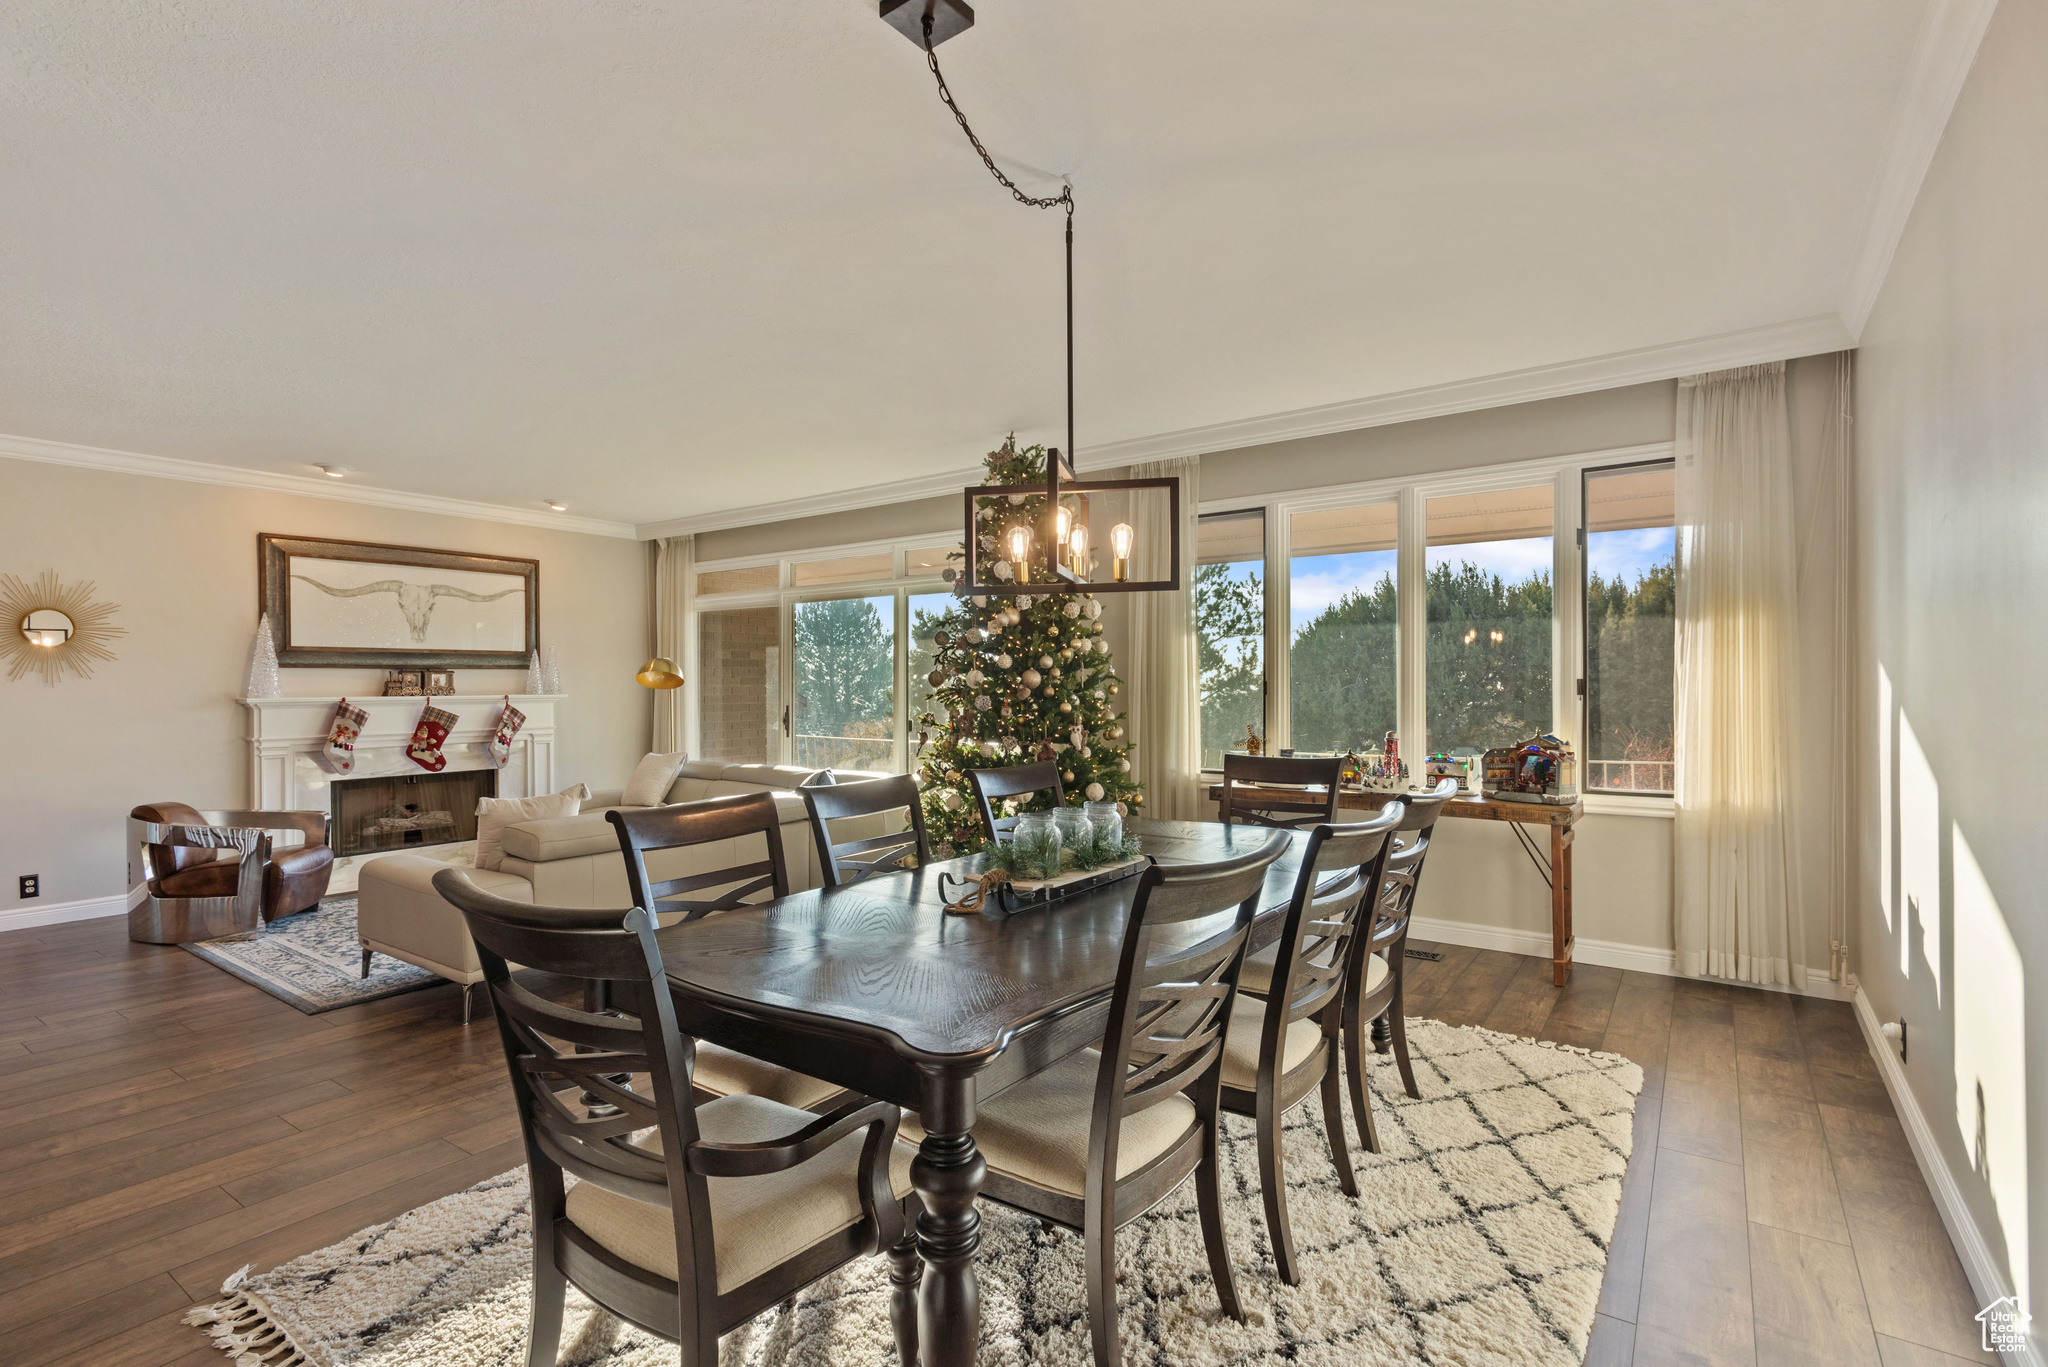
[1, 570, 124, 684]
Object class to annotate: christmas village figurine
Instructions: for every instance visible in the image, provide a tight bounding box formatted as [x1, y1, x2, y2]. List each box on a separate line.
[1340, 749, 1363, 787]
[913, 437, 1145, 855]
[1481, 733, 1578, 804]
[1241, 723, 1263, 757]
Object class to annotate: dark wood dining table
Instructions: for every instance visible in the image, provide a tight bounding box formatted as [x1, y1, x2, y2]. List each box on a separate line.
[652, 818, 1314, 1367]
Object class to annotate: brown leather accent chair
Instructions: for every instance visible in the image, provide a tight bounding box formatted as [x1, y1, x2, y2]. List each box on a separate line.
[128, 802, 333, 943]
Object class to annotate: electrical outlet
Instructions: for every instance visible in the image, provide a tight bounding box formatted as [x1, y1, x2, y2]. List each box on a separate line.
[1880, 1017, 1908, 1062]
[18, 874, 38, 899]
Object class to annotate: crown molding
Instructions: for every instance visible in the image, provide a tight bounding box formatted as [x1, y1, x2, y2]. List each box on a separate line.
[638, 313, 1853, 540]
[1839, 0, 1999, 340]
[0, 432, 639, 539]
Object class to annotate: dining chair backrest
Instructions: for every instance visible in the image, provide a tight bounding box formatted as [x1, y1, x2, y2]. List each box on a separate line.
[1096, 835, 1291, 1145]
[1264, 807, 1405, 1026]
[1217, 754, 1343, 831]
[1369, 778, 1459, 951]
[967, 760, 1065, 844]
[431, 871, 713, 1289]
[800, 773, 932, 888]
[607, 792, 790, 924]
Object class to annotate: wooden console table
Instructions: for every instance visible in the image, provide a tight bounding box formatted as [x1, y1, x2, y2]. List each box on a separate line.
[1204, 784, 1583, 985]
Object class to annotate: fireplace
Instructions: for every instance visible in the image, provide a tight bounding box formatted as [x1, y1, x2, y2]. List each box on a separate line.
[330, 769, 498, 857]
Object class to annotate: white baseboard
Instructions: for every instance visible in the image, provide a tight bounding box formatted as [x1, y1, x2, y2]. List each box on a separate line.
[1408, 914, 1855, 1000]
[1852, 983, 2039, 1365]
[0, 892, 129, 934]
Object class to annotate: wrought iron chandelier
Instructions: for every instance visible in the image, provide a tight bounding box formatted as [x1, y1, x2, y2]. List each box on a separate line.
[881, 0, 1183, 595]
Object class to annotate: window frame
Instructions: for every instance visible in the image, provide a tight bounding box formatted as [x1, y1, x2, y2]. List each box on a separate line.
[1200, 441, 1674, 816]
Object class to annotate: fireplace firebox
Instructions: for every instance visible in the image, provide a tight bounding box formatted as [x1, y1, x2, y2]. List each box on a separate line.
[330, 769, 497, 857]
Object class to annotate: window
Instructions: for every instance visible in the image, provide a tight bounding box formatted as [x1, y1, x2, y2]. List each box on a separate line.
[792, 551, 894, 587]
[696, 564, 778, 595]
[1289, 501, 1398, 754]
[1196, 509, 1266, 769]
[906, 591, 954, 763]
[1426, 484, 1554, 756]
[905, 544, 962, 578]
[697, 606, 779, 763]
[1583, 463, 1675, 793]
[790, 595, 895, 771]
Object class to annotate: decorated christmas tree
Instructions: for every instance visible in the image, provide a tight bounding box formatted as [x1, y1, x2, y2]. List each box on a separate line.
[914, 437, 1145, 853]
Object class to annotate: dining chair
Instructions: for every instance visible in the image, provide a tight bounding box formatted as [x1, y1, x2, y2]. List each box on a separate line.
[911, 833, 1291, 1367]
[1216, 808, 1402, 1284]
[1341, 778, 1458, 1151]
[606, 793, 844, 1112]
[433, 869, 920, 1367]
[1216, 753, 1343, 830]
[800, 773, 931, 888]
[966, 759, 1064, 844]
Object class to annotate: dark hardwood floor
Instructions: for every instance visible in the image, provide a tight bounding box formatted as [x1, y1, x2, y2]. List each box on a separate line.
[0, 916, 1994, 1367]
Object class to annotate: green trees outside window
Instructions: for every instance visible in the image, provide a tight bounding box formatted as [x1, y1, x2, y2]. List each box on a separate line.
[791, 595, 894, 771]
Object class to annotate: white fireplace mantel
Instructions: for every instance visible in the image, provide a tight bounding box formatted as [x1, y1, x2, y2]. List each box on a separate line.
[241, 694, 559, 811]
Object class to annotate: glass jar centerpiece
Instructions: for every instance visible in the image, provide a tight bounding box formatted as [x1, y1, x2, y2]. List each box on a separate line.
[1082, 800, 1122, 851]
[1051, 806, 1094, 852]
[1009, 812, 1063, 880]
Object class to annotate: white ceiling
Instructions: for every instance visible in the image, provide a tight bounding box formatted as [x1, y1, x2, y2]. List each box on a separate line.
[0, 1, 1944, 531]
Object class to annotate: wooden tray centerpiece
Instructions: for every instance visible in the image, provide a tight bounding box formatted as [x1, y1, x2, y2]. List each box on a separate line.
[940, 824, 1152, 914]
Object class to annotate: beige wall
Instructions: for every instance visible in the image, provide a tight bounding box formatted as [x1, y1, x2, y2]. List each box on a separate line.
[1853, 0, 2047, 1316]
[696, 493, 956, 563]
[1199, 380, 1675, 502]
[0, 457, 650, 915]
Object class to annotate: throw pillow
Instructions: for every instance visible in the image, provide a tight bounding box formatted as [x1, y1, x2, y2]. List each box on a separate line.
[474, 783, 589, 872]
[620, 751, 690, 807]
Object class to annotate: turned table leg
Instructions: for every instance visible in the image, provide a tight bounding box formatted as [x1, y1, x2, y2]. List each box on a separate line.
[912, 1076, 985, 1367]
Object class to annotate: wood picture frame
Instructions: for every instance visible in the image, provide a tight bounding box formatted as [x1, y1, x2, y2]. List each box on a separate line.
[259, 534, 540, 669]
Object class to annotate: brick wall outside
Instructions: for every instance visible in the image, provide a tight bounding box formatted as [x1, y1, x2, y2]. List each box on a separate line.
[698, 607, 778, 764]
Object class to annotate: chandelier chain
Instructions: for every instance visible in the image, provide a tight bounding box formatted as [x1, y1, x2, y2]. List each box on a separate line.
[921, 15, 1073, 220]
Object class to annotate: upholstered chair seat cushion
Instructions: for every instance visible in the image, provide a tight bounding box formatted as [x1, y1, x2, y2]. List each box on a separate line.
[1239, 942, 1389, 998]
[690, 1043, 844, 1111]
[1219, 994, 1326, 1091]
[562, 1093, 914, 1293]
[900, 1048, 1198, 1199]
[154, 855, 244, 898]
[262, 844, 334, 921]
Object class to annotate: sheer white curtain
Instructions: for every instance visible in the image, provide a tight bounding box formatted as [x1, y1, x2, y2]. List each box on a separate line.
[651, 533, 692, 755]
[1674, 362, 1805, 985]
[1125, 457, 1201, 821]
[1797, 353, 1856, 983]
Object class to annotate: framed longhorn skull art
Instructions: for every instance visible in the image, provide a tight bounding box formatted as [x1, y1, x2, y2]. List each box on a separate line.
[258, 534, 539, 669]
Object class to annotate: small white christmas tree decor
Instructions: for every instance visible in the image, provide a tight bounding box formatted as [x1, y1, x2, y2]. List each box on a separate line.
[524, 650, 544, 694]
[245, 613, 283, 698]
[541, 644, 563, 694]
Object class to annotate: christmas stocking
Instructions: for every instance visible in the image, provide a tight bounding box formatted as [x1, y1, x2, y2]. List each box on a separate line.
[487, 696, 526, 767]
[322, 699, 369, 775]
[407, 704, 458, 773]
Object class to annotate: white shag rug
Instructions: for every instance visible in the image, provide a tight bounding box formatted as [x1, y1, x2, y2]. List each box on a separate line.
[187, 1019, 1641, 1367]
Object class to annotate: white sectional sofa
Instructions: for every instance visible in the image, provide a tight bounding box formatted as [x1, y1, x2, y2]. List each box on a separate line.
[356, 761, 891, 1004]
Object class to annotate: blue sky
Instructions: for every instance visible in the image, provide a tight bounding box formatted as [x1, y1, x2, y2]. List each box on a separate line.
[1208, 527, 1676, 642]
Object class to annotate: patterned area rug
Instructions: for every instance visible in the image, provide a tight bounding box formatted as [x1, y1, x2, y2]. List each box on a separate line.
[182, 897, 442, 1014]
[186, 1019, 1641, 1365]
